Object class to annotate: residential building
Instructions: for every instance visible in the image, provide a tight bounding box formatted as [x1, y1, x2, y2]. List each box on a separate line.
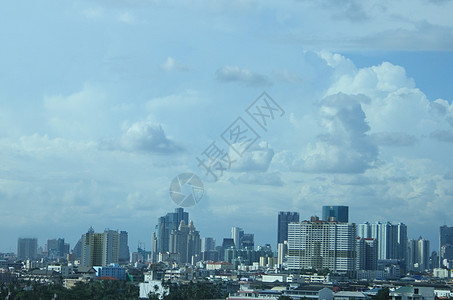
[287, 217, 357, 272]
[357, 222, 407, 261]
[408, 237, 430, 272]
[80, 227, 121, 267]
[17, 238, 38, 260]
[356, 237, 378, 270]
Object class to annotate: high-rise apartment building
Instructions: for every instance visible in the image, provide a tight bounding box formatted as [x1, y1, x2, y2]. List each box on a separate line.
[156, 208, 189, 254]
[356, 237, 377, 270]
[17, 238, 38, 260]
[277, 212, 299, 244]
[80, 227, 124, 267]
[322, 205, 349, 222]
[287, 217, 356, 272]
[357, 222, 407, 261]
[408, 237, 430, 272]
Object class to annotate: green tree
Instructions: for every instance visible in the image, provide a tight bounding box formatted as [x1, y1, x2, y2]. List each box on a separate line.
[372, 287, 390, 300]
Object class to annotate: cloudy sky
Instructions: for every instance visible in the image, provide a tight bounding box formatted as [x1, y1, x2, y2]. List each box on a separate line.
[1, 0, 453, 254]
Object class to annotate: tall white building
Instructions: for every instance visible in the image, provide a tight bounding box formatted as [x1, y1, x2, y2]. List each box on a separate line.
[231, 227, 244, 249]
[287, 217, 356, 272]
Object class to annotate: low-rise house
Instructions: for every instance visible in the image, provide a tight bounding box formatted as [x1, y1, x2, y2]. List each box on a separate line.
[390, 286, 435, 300]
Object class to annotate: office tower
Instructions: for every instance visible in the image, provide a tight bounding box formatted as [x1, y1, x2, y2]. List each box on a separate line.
[80, 227, 121, 267]
[240, 233, 254, 250]
[440, 225, 453, 262]
[231, 227, 244, 249]
[356, 238, 377, 270]
[118, 231, 130, 263]
[169, 220, 201, 264]
[357, 222, 407, 261]
[408, 237, 430, 272]
[17, 238, 38, 260]
[287, 219, 357, 272]
[47, 238, 69, 258]
[156, 208, 189, 254]
[322, 205, 349, 222]
[277, 212, 299, 244]
[201, 237, 216, 252]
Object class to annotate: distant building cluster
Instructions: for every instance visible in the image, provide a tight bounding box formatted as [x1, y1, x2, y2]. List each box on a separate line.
[3, 205, 453, 299]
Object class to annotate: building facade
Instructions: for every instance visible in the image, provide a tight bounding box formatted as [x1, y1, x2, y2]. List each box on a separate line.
[155, 208, 189, 254]
[408, 237, 430, 272]
[278, 211, 300, 244]
[17, 238, 38, 260]
[322, 206, 349, 222]
[80, 227, 123, 267]
[287, 217, 356, 272]
[357, 222, 407, 261]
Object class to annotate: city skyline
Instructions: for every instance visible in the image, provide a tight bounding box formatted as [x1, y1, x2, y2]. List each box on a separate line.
[1, 1, 453, 254]
[7, 208, 446, 259]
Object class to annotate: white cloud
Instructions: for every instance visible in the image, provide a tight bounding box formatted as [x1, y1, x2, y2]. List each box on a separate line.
[100, 120, 183, 154]
[229, 141, 274, 172]
[117, 12, 134, 24]
[43, 85, 109, 139]
[230, 172, 283, 186]
[216, 66, 271, 86]
[292, 93, 378, 173]
[161, 57, 189, 72]
[371, 132, 418, 147]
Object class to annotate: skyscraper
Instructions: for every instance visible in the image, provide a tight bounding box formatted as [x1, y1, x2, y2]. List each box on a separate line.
[277, 211, 299, 244]
[322, 205, 349, 222]
[231, 227, 244, 249]
[118, 231, 130, 263]
[169, 220, 201, 264]
[156, 208, 189, 254]
[440, 225, 453, 263]
[201, 237, 216, 252]
[17, 238, 38, 260]
[240, 233, 254, 250]
[357, 222, 407, 261]
[287, 218, 357, 272]
[408, 237, 430, 272]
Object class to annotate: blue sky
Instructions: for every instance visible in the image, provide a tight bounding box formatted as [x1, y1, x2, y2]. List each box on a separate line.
[1, 0, 453, 254]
